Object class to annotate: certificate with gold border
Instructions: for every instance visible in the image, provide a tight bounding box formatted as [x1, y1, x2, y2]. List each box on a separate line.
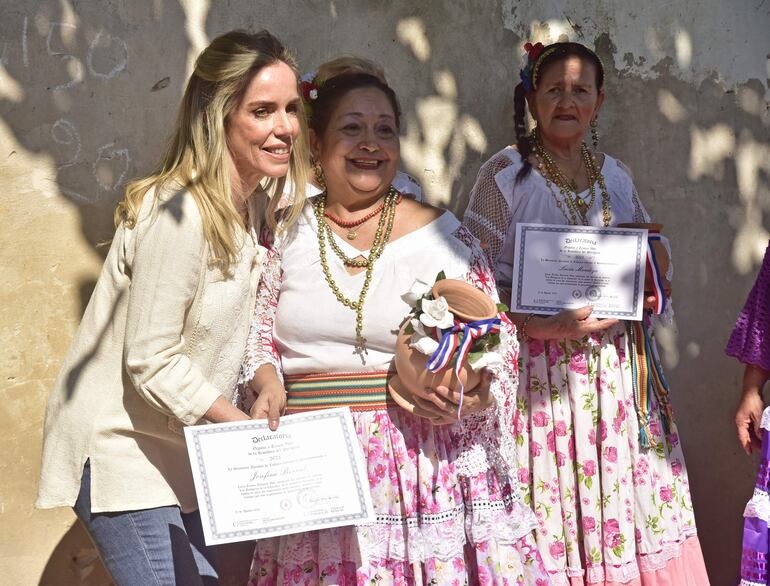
[511, 223, 647, 321]
[184, 407, 374, 545]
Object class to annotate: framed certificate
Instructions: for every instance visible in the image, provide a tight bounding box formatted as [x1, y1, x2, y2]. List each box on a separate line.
[511, 223, 647, 320]
[184, 407, 375, 545]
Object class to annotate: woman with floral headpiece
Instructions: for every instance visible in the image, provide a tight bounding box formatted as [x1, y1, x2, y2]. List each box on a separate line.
[239, 58, 550, 584]
[462, 42, 709, 584]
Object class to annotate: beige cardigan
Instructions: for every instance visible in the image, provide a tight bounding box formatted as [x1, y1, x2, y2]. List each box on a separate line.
[36, 186, 264, 513]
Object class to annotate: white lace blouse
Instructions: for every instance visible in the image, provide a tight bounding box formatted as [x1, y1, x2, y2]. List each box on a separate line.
[463, 146, 651, 289]
[463, 146, 674, 325]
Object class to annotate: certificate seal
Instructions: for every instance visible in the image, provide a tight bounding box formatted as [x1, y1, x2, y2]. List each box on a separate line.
[280, 498, 292, 511]
[585, 286, 602, 302]
[571, 289, 582, 299]
[297, 488, 316, 509]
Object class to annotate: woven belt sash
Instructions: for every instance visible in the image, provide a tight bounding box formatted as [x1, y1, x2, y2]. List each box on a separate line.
[284, 371, 390, 413]
[628, 320, 674, 449]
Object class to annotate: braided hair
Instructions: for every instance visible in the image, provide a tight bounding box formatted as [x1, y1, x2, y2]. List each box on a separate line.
[514, 42, 604, 183]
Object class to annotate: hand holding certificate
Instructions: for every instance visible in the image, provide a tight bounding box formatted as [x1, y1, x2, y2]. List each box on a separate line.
[184, 407, 374, 545]
[511, 223, 647, 321]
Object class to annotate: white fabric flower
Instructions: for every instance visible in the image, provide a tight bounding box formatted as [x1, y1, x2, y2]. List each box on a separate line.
[402, 279, 431, 306]
[468, 326, 510, 372]
[410, 318, 427, 336]
[419, 296, 454, 329]
[468, 351, 505, 371]
[410, 333, 440, 356]
[409, 318, 439, 356]
[309, 88, 318, 100]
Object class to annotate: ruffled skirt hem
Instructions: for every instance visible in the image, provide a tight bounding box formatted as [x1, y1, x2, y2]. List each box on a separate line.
[548, 535, 708, 585]
[249, 530, 549, 585]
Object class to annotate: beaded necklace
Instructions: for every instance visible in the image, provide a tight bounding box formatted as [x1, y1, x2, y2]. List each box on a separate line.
[533, 135, 612, 227]
[312, 186, 400, 354]
[324, 194, 402, 240]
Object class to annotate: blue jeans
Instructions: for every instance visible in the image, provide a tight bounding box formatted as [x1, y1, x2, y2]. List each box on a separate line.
[74, 461, 218, 585]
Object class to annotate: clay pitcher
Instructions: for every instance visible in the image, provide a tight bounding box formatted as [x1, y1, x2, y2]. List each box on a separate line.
[388, 279, 498, 417]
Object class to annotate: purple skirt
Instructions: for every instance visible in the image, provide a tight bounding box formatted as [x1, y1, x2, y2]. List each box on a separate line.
[742, 409, 770, 585]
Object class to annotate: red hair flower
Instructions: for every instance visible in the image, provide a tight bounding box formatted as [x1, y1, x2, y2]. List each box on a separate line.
[524, 42, 545, 61]
[300, 80, 319, 102]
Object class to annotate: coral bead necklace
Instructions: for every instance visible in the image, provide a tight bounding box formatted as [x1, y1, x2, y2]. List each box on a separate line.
[324, 193, 403, 240]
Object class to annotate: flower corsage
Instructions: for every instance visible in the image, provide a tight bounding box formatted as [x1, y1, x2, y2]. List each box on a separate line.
[389, 271, 513, 420]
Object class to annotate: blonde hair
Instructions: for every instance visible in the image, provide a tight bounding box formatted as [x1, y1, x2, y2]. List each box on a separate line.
[115, 30, 309, 269]
[315, 55, 387, 84]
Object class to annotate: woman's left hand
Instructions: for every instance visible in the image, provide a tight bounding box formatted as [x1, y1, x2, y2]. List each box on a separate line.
[735, 389, 764, 455]
[250, 382, 287, 431]
[735, 364, 770, 455]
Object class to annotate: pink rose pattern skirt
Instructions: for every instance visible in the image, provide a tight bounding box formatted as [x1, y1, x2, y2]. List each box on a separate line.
[249, 407, 550, 585]
[514, 324, 707, 585]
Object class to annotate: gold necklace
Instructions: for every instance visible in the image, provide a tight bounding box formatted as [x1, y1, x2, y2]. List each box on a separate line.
[321, 187, 400, 268]
[534, 141, 593, 223]
[533, 137, 611, 227]
[585, 148, 612, 227]
[312, 187, 399, 354]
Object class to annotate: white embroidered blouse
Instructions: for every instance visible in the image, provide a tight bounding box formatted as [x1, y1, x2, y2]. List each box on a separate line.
[463, 146, 652, 288]
[239, 201, 523, 481]
[462, 146, 673, 323]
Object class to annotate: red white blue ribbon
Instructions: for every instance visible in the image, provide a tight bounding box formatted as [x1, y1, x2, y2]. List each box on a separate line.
[426, 317, 502, 419]
[646, 234, 667, 315]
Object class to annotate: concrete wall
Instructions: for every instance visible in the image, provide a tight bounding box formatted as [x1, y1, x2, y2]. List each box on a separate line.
[1, 1, 768, 584]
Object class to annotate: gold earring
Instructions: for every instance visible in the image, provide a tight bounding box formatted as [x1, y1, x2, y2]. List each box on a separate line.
[312, 159, 325, 189]
[590, 118, 599, 151]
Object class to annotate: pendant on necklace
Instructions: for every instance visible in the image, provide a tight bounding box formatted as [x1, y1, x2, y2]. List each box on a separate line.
[347, 230, 357, 240]
[576, 198, 587, 211]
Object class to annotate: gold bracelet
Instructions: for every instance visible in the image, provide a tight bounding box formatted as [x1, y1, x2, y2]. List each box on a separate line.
[519, 313, 536, 344]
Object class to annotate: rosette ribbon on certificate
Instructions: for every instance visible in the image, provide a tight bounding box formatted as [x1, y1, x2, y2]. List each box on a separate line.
[617, 223, 674, 448]
[619, 222, 671, 316]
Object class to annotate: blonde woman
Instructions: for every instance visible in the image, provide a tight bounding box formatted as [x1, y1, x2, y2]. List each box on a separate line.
[36, 30, 309, 585]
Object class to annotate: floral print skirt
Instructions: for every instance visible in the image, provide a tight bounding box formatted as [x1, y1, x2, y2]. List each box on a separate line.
[513, 324, 708, 585]
[249, 407, 550, 585]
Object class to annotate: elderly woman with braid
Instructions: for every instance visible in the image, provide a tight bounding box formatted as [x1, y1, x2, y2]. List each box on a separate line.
[462, 42, 709, 584]
[239, 60, 549, 584]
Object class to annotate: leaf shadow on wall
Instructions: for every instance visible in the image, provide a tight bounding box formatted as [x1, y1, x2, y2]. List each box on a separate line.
[0, 1, 189, 315]
[0, 2, 189, 585]
[593, 31, 770, 586]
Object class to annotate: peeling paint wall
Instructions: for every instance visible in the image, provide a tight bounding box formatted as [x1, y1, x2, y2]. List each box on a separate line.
[503, 0, 770, 90]
[1, 1, 768, 584]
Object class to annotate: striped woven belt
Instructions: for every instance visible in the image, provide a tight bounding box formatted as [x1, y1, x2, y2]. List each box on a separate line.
[284, 371, 390, 413]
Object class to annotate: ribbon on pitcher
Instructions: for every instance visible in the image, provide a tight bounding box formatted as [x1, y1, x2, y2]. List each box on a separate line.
[628, 318, 675, 449]
[426, 316, 501, 419]
[645, 234, 667, 315]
